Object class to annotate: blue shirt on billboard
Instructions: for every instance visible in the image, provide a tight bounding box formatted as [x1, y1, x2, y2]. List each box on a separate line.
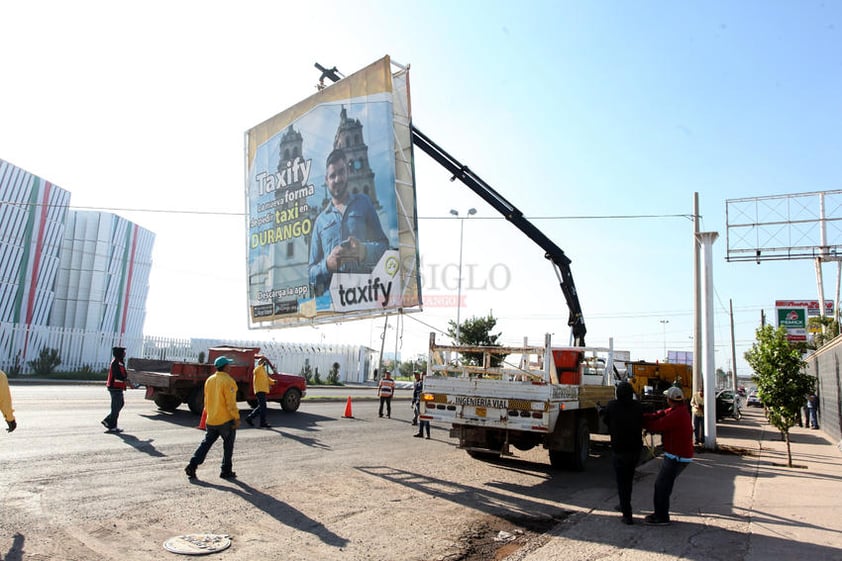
[309, 192, 389, 297]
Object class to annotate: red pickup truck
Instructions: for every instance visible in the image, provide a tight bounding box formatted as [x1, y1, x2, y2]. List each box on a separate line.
[128, 345, 307, 415]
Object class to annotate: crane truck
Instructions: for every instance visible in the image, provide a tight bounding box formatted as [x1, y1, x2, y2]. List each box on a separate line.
[318, 64, 619, 470]
[411, 126, 618, 470]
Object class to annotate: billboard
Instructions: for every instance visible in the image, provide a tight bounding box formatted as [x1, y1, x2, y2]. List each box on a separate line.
[245, 56, 420, 328]
[774, 299, 834, 317]
[776, 307, 808, 342]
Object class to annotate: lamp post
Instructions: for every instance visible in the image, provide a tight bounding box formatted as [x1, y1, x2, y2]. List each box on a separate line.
[450, 208, 476, 344]
[660, 319, 669, 360]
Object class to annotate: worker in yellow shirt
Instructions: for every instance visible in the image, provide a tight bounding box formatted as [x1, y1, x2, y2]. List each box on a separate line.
[185, 356, 240, 480]
[246, 355, 276, 428]
[0, 370, 17, 433]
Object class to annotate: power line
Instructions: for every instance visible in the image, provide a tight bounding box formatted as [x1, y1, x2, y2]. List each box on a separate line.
[2, 200, 695, 221]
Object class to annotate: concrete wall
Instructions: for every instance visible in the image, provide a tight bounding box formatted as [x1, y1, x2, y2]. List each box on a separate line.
[804, 336, 842, 447]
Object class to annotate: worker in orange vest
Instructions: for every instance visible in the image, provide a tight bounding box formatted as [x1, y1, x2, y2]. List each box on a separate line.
[377, 371, 396, 418]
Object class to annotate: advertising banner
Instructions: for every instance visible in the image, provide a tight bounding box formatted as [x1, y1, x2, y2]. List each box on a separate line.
[245, 56, 420, 328]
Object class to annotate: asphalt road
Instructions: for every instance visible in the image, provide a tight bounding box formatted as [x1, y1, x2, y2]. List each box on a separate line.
[1, 384, 618, 561]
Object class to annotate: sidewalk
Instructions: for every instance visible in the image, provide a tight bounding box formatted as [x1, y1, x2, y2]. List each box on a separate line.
[520, 407, 842, 561]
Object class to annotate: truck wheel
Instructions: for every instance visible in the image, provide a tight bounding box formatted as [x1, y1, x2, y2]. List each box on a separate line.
[280, 388, 301, 412]
[154, 394, 181, 412]
[549, 418, 590, 471]
[187, 387, 204, 415]
[570, 418, 590, 472]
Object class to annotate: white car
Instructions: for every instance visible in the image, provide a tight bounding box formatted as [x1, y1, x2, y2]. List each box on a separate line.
[746, 392, 762, 407]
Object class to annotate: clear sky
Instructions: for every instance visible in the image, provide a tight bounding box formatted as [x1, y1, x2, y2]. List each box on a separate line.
[2, 1, 841, 375]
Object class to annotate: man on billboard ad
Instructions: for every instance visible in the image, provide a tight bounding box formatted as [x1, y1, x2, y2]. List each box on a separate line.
[245, 56, 414, 327]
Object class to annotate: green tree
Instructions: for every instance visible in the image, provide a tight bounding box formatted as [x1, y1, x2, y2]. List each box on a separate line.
[327, 362, 341, 385]
[807, 316, 840, 349]
[446, 312, 506, 366]
[28, 347, 62, 376]
[744, 325, 813, 467]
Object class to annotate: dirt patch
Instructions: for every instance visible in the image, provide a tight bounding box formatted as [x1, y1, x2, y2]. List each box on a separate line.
[711, 444, 757, 456]
[439, 512, 571, 561]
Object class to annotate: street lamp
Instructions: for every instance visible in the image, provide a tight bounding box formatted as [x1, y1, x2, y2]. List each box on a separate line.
[660, 320, 669, 360]
[450, 208, 476, 344]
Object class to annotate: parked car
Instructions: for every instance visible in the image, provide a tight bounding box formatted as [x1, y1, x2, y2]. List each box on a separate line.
[715, 389, 741, 421]
[746, 391, 762, 407]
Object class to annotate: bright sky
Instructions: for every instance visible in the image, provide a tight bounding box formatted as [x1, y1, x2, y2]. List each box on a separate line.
[2, 1, 841, 375]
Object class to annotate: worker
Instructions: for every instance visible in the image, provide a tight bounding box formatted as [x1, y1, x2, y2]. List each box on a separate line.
[185, 356, 240, 480]
[246, 355, 276, 428]
[377, 370, 395, 418]
[0, 369, 17, 433]
[642, 386, 694, 526]
[101, 346, 128, 433]
[600, 381, 644, 525]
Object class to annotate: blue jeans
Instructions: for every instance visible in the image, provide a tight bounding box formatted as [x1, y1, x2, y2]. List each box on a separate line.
[808, 407, 818, 428]
[417, 420, 430, 437]
[693, 415, 704, 443]
[654, 456, 689, 520]
[103, 389, 124, 429]
[190, 421, 236, 474]
[247, 392, 268, 425]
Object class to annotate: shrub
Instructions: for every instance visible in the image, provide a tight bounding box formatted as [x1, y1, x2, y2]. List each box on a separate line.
[28, 347, 62, 376]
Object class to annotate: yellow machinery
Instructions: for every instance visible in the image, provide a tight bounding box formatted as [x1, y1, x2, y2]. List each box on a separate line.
[626, 361, 693, 410]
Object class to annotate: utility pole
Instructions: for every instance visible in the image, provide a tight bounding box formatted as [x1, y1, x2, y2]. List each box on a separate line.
[730, 299, 738, 396]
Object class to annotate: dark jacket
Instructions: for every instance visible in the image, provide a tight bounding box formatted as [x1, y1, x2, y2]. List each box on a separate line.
[602, 382, 644, 455]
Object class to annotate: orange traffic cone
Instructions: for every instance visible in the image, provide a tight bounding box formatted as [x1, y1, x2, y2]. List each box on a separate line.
[196, 409, 207, 430]
[342, 396, 354, 418]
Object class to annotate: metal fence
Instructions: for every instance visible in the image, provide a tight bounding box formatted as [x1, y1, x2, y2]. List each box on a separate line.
[0, 323, 376, 384]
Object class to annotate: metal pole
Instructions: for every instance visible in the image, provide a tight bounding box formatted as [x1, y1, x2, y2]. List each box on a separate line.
[450, 208, 476, 345]
[730, 299, 738, 396]
[377, 320, 388, 379]
[693, 192, 702, 395]
[456, 216, 465, 345]
[698, 231, 719, 449]
[660, 319, 669, 360]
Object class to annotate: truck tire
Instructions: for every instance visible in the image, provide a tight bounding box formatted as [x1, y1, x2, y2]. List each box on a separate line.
[187, 387, 204, 415]
[280, 388, 301, 412]
[548, 418, 590, 471]
[154, 394, 181, 412]
[570, 418, 590, 472]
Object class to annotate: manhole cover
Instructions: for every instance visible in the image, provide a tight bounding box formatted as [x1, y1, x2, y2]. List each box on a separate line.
[163, 534, 231, 555]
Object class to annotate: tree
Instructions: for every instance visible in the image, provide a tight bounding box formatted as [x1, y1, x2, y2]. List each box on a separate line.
[327, 362, 341, 385]
[744, 325, 813, 467]
[446, 312, 506, 366]
[807, 316, 840, 349]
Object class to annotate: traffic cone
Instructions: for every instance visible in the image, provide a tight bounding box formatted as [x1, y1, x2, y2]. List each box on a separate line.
[196, 409, 207, 430]
[342, 396, 354, 419]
